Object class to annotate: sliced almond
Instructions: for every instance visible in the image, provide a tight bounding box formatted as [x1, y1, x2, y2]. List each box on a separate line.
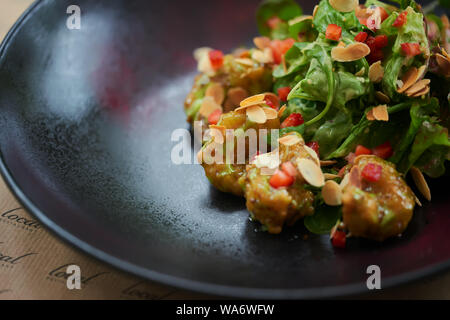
[411, 86, 430, 97]
[279, 134, 302, 146]
[436, 53, 450, 77]
[205, 83, 225, 105]
[441, 47, 449, 60]
[253, 36, 271, 50]
[397, 66, 427, 93]
[193, 47, 211, 61]
[261, 167, 277, 176]
[324, 173, 340, 180]
[296, 158, 325, 187]
[233, 48, 249, 58]
[410, 166, 431, 201]
[355, 67, 365, 77]
[254, 151, 280, 169]
[304, 145, 320, 166]
[322, 180, 343, 206]
[329, 0, 358, 12]
[312, 5, 319, 18]
[331, 43, 370, 62]
[416, 65, 427, 81]
[246, 105, 267, 123]
[372, 105, 389, 121]
[414, 193, 422, 206]
[355, 5, 370, 20]
[227, 87, 249, 106]
[320, 160, 337, 166]
[405, 79, 431, 96]
[252, 48, 274, 64]
[278, 105, 287, 118]
[366, 108, 375, 121]
[375, 91, 390, 103]
[337, 41, 346, 48]
[238, 93, 266, 109]
[199, 96, 222, 118]
[289, 15, 313, 25]
[197, 53, 215, 75]
[235, 58, 255, 67]
[348, 166, 362, 189]
[263, 107, 278, 120]
[368, 61, 384, 83]
[340, 173, 350, 190]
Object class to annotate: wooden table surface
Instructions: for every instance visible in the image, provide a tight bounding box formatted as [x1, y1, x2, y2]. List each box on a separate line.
[1, 0, 449, 300]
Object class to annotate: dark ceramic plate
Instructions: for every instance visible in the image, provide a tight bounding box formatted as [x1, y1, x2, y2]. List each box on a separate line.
[0, 0, 449, 299]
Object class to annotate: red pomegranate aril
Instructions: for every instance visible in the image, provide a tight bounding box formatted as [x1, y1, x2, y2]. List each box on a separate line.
[374, 35, 388, 49]
[270, 38, 295, 64]
[269, 169, 294, 188]
[332, 230, 346, 248]
[207, 109, 222, 125]
[361, 163, 383, 182]
[209, 50, 224, 70]
[306, 141, 320, 157]
[355, 145, 372, 156]
[393, 11, 407, 27]
[401, 43, 421, 56]
[280, 113, 304, 128]
[354, 31, 368, 42]
[265, 98, 277, 109]
[325, 24, 342, 41]
[367, 49, 384, 64]
[277, 86, 291, 102]
[372, 141, 393, 159]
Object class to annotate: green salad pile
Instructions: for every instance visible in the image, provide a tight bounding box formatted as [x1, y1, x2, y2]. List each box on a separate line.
[188, 0, 449, 243]
[258, 0, 449, 235]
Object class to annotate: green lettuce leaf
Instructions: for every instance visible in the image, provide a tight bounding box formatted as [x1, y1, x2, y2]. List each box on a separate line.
[304, 205, 342, 235]
[312, 0, 364, 38]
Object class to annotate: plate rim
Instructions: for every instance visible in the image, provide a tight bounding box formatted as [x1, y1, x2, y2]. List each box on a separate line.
[1, 0, 450, 299]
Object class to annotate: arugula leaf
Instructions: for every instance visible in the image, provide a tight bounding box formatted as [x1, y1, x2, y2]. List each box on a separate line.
[304, 205, 342, 235]
[390, 98, 440, 164]
[415, 145, 450, 178]
[273, 42, 310, 78]
[312, 111, 353, 158]
[256, 0, 303, 38]
[280, 124, 305, 136]
[326, 102, 413, 159]
[400, 120, 450, 173]
[381, 54, 404, 100]
[287, 37, 335, 125]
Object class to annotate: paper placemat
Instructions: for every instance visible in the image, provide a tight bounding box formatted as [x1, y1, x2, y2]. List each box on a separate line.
[1, 0, 450, 300]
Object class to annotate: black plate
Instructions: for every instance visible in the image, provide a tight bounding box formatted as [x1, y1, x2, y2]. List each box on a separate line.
[1, 0, 450, 299]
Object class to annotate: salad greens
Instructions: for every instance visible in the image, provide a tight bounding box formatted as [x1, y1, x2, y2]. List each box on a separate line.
[257, 0, 449, 234]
